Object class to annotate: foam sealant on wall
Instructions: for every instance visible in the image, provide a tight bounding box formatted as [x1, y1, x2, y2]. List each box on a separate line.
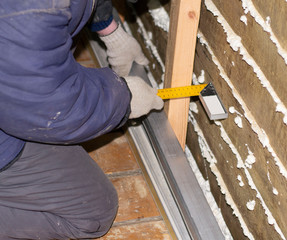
[185, 146, 233, 240]
[267, 171, 280, 196]
[240, 15, 248, 25]
[188, 110, 253, 240]
[201, 1, 287, 180]
[135, 16, 166, 79]
[214, 121, 284, 238]
[197, 30, 285, 238]
[205, 0, 287, 125]
[229, 107, 243, 129]
[145, 0, 170, 85]
[237, 175, 245, 187]
[245, 145, 256, 169]
[147, 0, 170, 32]
[234, 116, 243, 128]
[198, 29, 287, 179]
[246, 200, 256, 211]
[240, 0, 287, 64]
[193, 70, 206, 85]
[198, 70, 206, 83]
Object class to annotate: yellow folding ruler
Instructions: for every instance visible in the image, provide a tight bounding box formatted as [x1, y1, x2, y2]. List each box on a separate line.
[157, 83, 228, 120]
[157, 84, 207, 99]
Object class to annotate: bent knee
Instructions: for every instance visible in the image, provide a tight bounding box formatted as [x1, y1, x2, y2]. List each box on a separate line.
[66, 204, 118, 239]
[95, 205, 118, 236]
[69, 190, 118, 238]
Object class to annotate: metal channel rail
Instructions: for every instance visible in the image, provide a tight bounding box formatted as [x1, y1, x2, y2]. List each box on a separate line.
[86, 28, 224, 240]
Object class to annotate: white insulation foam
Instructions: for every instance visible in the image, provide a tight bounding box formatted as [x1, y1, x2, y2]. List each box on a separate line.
[205, 0, 287, 125]
[214, 121, 284, 237]
[202, 0, 287, 180]
[246, 200, 256, 211]
[241, 0, 287, 64]
[147, 0, 170, 32]
[188, 112, 253, 239]
[135, 16, 166, 74]
[240, 15, 248, 25]
[197, 29, 285, 239]
[185, 146, 233, 240]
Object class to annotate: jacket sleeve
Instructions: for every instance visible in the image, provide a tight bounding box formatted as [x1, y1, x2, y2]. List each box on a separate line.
[90, 0, 114, 31]
[0, 5, 131, 144]
[93, 0, 113, 22]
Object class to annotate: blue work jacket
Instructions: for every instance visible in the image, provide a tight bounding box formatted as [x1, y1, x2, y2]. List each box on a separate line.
[0, 0, 131, 170]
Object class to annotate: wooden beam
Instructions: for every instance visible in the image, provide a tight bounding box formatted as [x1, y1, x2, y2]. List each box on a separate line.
[164, 0, 201, 149]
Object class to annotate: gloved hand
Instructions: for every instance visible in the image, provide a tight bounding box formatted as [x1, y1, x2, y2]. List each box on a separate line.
[125, 76, 164, 119]
[99, 24, 149, 76]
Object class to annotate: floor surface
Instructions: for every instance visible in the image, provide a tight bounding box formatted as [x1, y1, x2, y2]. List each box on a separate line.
[75, 35, 174, 240]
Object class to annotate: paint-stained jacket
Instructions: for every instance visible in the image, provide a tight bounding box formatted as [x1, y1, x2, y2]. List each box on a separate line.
[0, 0, 131, 170]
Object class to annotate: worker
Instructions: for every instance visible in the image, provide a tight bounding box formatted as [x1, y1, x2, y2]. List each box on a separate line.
[0, 1, 163, 239]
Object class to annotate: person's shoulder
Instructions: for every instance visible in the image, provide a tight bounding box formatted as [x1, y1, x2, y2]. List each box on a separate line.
[0, 0, 70, 19]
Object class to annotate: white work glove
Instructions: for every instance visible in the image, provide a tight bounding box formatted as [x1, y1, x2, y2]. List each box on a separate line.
[99, 24, 149, 76]
[125, 76, 164, 119]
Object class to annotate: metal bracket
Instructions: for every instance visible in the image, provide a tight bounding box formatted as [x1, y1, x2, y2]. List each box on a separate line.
[199, 83, 228, 120]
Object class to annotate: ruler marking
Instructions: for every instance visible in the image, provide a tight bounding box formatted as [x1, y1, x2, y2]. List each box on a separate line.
[157, 84, 207, 99]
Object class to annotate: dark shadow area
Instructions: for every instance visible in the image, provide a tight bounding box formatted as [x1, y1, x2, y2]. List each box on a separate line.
[81, 129, 125, 152]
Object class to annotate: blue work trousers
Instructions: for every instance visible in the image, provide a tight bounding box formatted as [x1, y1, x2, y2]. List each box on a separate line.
[0, 142, 118, 239]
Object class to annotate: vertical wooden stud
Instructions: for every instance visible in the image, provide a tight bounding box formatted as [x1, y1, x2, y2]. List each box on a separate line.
[164, 0, 201, 149]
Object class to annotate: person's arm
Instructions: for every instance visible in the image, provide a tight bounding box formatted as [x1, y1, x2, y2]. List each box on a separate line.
[0, 5, 131, 144]
[91, 0, 114, 31]
[90, 0, 149, 76]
